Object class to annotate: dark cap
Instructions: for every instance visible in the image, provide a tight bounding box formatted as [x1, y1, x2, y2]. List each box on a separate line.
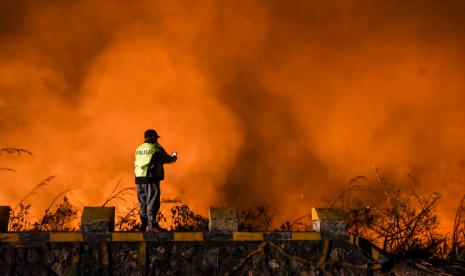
[144, 129, 160, 139]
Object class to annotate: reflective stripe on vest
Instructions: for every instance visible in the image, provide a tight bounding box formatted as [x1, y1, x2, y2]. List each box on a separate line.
[134, 143, 160, 177]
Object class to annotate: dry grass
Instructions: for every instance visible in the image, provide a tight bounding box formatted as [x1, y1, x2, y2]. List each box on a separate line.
[451, 195, 465, 259]
[102, 179, 135, 207]
[0, 148, 33, 156]
[0, 147, 31, 173]
[14, 175, 57, 210]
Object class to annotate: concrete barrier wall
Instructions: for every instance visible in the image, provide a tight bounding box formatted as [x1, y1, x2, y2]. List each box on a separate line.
[0, 206, 388, 274]
[0, 232, 385, 275]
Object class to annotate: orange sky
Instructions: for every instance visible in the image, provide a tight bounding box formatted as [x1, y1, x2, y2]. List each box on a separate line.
[1, 0, 465, 229]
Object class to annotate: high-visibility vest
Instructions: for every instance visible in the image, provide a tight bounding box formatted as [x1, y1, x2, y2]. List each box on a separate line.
[134, 142, 161, 177]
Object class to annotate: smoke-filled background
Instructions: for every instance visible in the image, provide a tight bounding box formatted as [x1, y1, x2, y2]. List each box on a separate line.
[1, 0, 465, 229]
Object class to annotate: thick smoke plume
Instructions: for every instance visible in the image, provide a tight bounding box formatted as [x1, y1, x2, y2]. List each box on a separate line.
[1, 0, 465, 228]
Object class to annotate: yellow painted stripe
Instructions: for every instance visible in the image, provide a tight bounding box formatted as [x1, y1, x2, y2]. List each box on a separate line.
[112, 233, 144, 242]
[291, 232, 321, 240]
[233, 232, 264, 241]
[50, 233, 83, 242]
[311, 208, 319, 220]
[0, 233, 20, 243]
[174, 232, 204, 241]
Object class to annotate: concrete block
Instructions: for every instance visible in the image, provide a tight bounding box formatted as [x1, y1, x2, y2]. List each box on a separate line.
[81, 207, 115, 233]
[0, 206, 11, 232]
[311, 208, 347, 239]
[208, 207, 238, 231]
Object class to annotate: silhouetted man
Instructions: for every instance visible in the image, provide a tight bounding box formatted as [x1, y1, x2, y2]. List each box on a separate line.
[134, 129, 177, 231]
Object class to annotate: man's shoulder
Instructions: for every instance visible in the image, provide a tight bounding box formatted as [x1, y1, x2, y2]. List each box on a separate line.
[136, 142, 149, 149]
[153, 142, 164, 150]
[135, 142, 164, 151]
[136, 142, 159, 151]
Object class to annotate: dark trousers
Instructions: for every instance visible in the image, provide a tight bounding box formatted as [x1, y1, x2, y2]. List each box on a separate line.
[137, 181, 160, 226]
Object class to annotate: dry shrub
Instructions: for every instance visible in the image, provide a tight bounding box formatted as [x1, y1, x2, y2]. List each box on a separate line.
[341, 169, 465, 262]
[115, 200, 208, 232]
[33, 196, 77, 231]
[9, 203, 33, 231]
[238, 204, 273, 231]
[9, 196, 78, 232]
[115, 203, 140, 231]
[278, 214, 312, 231]
[8, 175, 60, 231]
[170, 204, 208, 231]
[365, 192, 440, 258]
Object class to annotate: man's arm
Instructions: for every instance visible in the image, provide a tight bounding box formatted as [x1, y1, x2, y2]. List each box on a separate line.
[157, 147, 177, 164]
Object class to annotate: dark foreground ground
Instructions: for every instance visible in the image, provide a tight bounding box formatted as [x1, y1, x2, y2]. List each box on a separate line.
[0, 232, 464, 275]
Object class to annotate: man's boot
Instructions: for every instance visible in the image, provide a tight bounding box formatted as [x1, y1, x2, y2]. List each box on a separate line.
[140, 216, 148, 232]
[147, 214, 163, 232]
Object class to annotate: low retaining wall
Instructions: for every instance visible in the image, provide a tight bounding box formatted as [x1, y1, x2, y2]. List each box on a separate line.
[0, 232, 385, 275]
